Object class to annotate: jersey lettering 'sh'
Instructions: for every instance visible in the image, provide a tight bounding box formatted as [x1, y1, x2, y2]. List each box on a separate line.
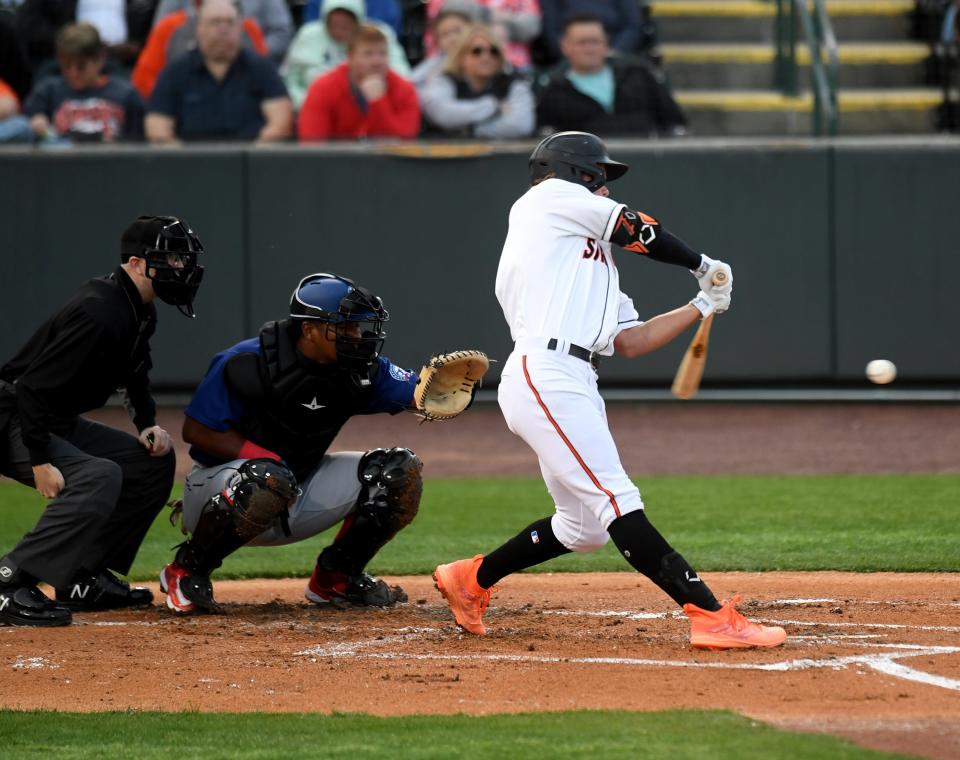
[582, 238, 606, 265]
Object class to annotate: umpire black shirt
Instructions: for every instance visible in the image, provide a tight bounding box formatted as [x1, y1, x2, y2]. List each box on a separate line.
[0, 267, 158, 465]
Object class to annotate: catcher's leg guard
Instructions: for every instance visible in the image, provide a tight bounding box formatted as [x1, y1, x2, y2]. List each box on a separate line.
[316, 447, 423, 576]
[175, 458, 298, 583]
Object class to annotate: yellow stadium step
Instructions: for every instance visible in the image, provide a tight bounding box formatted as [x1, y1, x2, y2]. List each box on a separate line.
[673, 88, 946, 133]
[651, 0, 915, 42]
[661, 42, 930, 88]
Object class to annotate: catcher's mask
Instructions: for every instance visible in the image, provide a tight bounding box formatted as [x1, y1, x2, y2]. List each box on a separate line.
[290, 273, 389, 373]
[529, 131, 629, 192]
[121, 215, 205, 318]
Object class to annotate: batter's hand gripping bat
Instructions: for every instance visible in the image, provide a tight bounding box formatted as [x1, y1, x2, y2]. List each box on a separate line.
[671, 270, 727, 400]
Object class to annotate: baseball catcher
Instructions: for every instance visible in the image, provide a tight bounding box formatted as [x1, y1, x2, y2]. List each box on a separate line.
[161, 272, 485, 613]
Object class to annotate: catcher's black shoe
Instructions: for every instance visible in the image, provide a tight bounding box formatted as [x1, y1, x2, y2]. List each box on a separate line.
[56, 570, 154, 611]
[306, 568, 407, 608]
[0, 584, 72, 627]
[160, 563, 221, 614]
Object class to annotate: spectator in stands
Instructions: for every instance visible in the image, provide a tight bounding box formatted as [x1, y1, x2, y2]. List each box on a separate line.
[282, 0, 410, 111]
[424, 0, 540, 71]
[302, 0, 402, 36]
[151, 0, 292, 62]
[298, 23, 418, 140]
[132, 0, 268, 99]
[539, 0, 642, 61]
[410, 2, 475, 90]
[420, 23, 534, 138]
[0, 13, 33, 102]
[145, 0, 291, 142]
[15, 0, 157, 74]
[536, 14, 684, 137]
[0, 77, 33, 143]
[24, 23, 145, 142]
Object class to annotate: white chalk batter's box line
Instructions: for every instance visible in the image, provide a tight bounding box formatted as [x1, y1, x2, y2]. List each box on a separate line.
[293, 622, 960, 693]
[540, 608, 960, 633]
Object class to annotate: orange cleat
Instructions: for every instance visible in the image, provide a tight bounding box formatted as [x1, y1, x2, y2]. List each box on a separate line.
[433, 555, 496, 635]
[684, 595, 787, 650]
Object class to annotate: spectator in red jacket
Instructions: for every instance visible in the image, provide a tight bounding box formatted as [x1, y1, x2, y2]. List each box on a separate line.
[298, 23, 419, 141]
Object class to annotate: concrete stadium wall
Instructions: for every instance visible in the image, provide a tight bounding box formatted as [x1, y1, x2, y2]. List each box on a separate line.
[0, 138, 956, 388]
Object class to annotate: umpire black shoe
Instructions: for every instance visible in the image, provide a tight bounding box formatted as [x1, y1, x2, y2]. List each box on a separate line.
[0, 584, 72, 626]
[55, 570, 154, 611]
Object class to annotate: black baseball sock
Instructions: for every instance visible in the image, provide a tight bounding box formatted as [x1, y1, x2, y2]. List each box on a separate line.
[476, 516, 571, 589]
[607, 510, 721, 611]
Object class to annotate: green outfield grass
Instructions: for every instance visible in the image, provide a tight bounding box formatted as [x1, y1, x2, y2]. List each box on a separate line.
[0, 475, 957, 581]
[0, 710, 910, 759]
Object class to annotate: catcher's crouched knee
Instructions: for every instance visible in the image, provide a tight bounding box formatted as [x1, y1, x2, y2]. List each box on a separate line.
[359, 447, 423, 529]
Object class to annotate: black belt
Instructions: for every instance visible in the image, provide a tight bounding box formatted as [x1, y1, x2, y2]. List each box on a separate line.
[546, 338, 600, 369]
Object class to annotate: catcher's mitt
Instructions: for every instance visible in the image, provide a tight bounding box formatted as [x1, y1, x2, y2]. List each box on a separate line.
[413, 350, 490, 421]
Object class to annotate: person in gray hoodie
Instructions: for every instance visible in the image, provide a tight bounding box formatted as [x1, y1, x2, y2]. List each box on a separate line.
[282, 0, 410, 110]
[420, 23, 533, 139]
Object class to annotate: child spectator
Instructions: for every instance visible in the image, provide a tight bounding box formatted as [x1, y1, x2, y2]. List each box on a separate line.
[420, 23, 534, 138]
[298, 23, 418, 140]
[145, 0, 291, 142]
[24, 22, 145, 142]
[282, 0, 409, 110]
[132, 0, 269, 99]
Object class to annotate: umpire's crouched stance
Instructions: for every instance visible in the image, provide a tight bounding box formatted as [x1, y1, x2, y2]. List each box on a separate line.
[0, 216, 205, 626]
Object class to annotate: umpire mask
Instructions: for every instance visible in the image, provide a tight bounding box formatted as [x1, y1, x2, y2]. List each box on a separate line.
[290, 273, 389, 375]
[121, 216, 205, 318]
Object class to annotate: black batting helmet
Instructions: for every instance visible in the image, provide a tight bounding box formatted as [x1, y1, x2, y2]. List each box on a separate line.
[529, 131, 629, 192]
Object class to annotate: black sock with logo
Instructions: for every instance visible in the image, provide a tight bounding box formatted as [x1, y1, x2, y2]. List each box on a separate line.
[607, 510, 721, 611]
[476, 516, 571, 589]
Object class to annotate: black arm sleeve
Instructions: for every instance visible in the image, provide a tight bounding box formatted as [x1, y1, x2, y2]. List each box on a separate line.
[609, 208, 703, 269]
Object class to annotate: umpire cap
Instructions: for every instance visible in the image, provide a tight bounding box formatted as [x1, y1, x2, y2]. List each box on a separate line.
[529, 131, 629, 192]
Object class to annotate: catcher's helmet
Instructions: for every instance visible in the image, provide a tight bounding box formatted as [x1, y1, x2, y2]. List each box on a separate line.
[121, 215, 205, 318]
[290, 273, 389, 373]
[529, 131, 629, 192]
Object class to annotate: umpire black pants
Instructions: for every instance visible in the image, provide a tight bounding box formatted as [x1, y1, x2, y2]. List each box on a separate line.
[0, 413, 175, 589]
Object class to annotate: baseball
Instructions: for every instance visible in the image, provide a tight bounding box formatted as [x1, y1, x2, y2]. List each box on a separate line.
[865, 359, 897, 384]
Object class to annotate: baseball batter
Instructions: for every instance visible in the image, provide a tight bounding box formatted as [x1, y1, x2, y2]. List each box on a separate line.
[435, 132, 787, 649]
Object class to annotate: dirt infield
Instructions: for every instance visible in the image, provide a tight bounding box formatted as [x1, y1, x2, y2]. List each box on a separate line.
[2, 573, 959, 759]
[4, 402, 957, 758]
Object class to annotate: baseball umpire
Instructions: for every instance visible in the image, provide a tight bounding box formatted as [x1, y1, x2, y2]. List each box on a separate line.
[0, 215, 205, 626]
[160, 273, 433, 613]
[434, 132, 787, 649]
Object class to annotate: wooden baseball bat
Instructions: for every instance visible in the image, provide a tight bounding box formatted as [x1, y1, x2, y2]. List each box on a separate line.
[671, 271, 727, 400]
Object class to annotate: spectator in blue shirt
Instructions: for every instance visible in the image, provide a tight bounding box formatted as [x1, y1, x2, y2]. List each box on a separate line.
[302, 0, 402, 36]
[145, 0, 291, 142]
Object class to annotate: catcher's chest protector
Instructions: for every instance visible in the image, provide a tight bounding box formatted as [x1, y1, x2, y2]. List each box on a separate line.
[224, 321, 372, 479]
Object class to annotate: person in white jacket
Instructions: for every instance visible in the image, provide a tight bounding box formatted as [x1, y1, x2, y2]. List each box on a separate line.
[420, 23, 534, 139]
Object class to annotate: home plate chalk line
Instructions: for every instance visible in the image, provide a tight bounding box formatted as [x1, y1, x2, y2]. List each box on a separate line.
[292, 602, 960, 693]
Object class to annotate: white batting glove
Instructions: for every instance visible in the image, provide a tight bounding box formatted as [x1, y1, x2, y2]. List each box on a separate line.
[692, 254, 733, 297]
[690, 288, 731, 318]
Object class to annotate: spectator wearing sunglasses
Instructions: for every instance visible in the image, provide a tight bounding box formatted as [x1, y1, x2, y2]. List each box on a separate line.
[420, 24, 534, 138]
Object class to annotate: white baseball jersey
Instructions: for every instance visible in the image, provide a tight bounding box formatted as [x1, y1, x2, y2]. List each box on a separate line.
[495, 178, 642, 355]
